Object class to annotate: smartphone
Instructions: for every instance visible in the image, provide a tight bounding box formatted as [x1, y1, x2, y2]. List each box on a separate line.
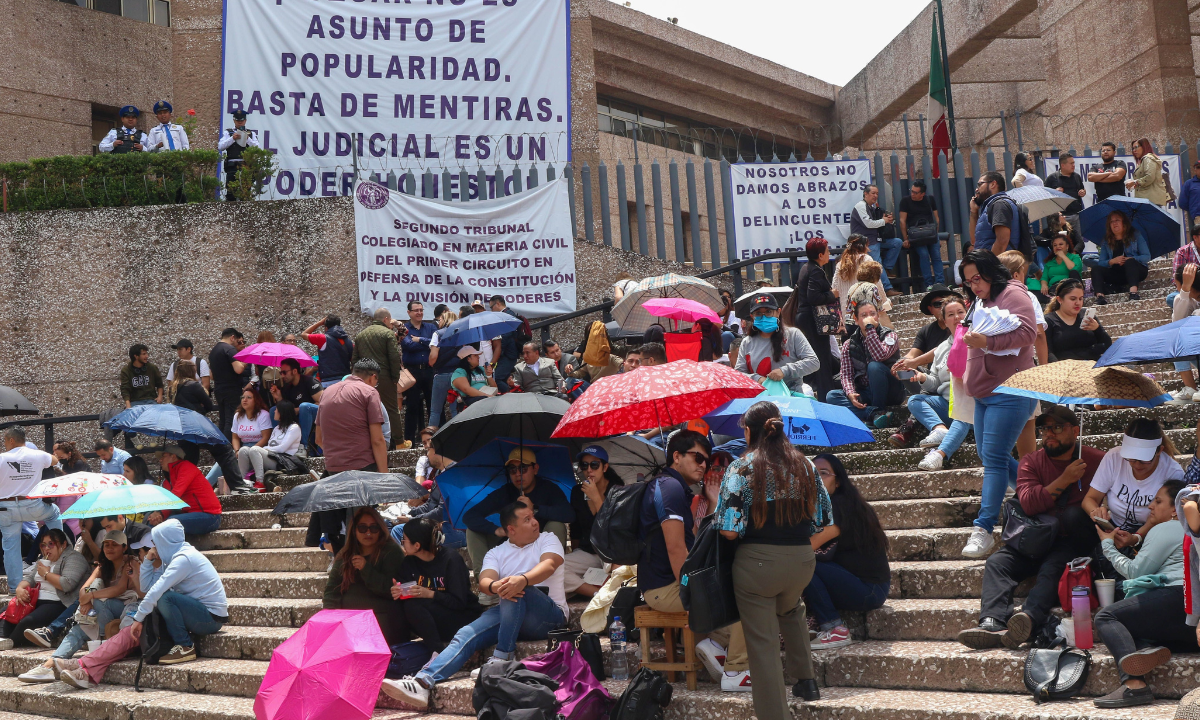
[1082, 307, 1097, 323]
[897, 370, 916, 380]
[1092, 516, 1115, 532]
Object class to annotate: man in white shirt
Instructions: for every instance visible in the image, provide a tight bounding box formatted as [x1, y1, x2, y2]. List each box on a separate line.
[382, 498, 565, 708]
[98, 106, 147, 154]
[145, 101, 190, 153]
[165, 338, 211, 392]
[0, 428, 62, 590]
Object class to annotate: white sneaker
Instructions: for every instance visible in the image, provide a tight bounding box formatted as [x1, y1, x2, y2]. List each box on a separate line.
[720, 670, 752, 692]
[0, 638, 14, 651]
[17, 664, 55, 683]
[918, 449, 945, 471]
[694, 637, 727, 683]
[58, 664, 95, 690]
[962, 527, 995, 559]
[470, 656, 506, 679]
[1169, 387, 1196, 404]
[920, 426, 949, 448]
[380, 677, 430, 709]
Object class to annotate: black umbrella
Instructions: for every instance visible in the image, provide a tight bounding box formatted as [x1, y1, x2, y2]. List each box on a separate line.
[272, 471, 425, 514]
[431, 394, 572, 462]
[0, 386, 38, 417]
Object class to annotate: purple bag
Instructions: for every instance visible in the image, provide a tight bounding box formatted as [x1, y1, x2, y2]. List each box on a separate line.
[521, 642, 613, 720]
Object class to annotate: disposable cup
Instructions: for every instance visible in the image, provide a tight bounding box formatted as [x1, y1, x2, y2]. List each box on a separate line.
[1060, 617, 1075, 647]
[1095, 579, 1116, 608]
[87, 640, 103, 652]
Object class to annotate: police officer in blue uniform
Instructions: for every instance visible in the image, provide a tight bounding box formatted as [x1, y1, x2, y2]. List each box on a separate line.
[145, 101, 190, 153]
[99, 106, 147, 154]
[217, 110, 261, 201]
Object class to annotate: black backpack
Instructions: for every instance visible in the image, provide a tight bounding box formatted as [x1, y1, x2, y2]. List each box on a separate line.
[589, 479, 659, 565]
[987, 194, 1036, 260]
[134, 608, 173, 692]
[610, 667, 673, 720]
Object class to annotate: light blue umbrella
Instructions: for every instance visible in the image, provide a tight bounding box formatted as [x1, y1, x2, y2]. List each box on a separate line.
[702, 396, 874, 447]
[437, 311, 522, 347]
[61, 484, 187, 519]
[1096, 316, 1200, 367]
[1078, 196, 1181, 260]
[104, 404, 227, 445]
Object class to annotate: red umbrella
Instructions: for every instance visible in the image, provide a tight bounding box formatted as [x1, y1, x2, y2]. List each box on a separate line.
[551, 360, 764, 438]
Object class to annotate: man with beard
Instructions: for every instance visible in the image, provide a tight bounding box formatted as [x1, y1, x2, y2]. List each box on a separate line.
[1088, 141, 1128, 202]
[968, 171, 1021, 254]
[956, 406, 1104, 649]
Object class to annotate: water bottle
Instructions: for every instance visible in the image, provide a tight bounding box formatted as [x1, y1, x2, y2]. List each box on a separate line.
[609, 616, 629, 681]
[1071, 586, 1093, 649]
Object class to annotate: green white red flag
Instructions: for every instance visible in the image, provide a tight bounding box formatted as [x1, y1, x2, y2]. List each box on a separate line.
[929, 13, 951, 178]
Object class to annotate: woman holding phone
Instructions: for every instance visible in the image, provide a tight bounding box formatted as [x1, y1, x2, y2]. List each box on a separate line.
[1044, 279, 1112, 362]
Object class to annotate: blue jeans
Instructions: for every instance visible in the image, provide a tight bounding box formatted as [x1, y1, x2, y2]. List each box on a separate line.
[869, 237, 903, 290]
[973, 394, 1037, 531]
[803, 560, 889, 630]
[53, 598, 126, 658]
[721, 331, 735, 355]
[825, 362, 903, 420]
[390, 521, 465, 550]
[428, 372, 458, 428]
[157, 590, 225, 646]
[167, 512, 222, 535]
[320, 378, 340, 389]
[0, 499, 61, 589]
[914, 242, 944, 287]
[416, 589, 564, 685]
[48, 601, 77, 635]
[906, 394, 971, 458]
[1168, 291, 1180, 309]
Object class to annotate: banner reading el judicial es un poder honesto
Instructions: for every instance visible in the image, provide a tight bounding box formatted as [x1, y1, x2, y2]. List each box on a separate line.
[221, 0, 570, 200]
[354, 177, 576, 318]
[729, 159, 874, 260]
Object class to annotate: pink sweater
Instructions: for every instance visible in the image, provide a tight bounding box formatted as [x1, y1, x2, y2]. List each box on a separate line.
[964, 280, 1037, 398]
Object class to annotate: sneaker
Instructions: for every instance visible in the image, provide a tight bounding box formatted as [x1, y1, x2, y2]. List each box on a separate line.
[58, 664, 95, 690]
[380, 676, 430, 709]
[1129, 292, 1141, 301]
[52, 658, 79, 680]
[920, 425, 949, 448]
[872, 411, 897, 429]
[1094, 295, 1108, 305]
[1119, 646, 1171, 678]
[957, 618, 1008, 649]
[0, 638, 14, 652]
[158, 644, 197, 665]
[1003, 611, 1033, 648]
[23, 627, 53, 648]
[17, 664, 56, 683]
[961, 527, 995, 559]
[694, 638, 727, 683]
[812, 625, 853, 649]
[720, 669, 752, 692]
[470, 656, 506, 680]
[918, 449, 946, 470]
[1093, 684, 1154, 708]
[397, 440, 413, 450]
[888, 417, 918, 448]
[1169, 387, 1197, 405]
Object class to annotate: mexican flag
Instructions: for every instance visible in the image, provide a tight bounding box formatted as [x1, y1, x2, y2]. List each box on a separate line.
[929, 13, 951, 178]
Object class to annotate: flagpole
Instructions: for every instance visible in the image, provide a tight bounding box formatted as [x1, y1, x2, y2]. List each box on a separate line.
[935, 0, 958, 151]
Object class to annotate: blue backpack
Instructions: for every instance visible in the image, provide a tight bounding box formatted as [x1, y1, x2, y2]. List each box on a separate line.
[386, 641, 433, 679]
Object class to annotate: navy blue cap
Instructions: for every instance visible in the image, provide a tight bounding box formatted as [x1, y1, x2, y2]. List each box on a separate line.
[576, 445, 609, 463]
[119, 105, 140, 118]
[153, 100, 172, 114]
[232, 109, 247, 120]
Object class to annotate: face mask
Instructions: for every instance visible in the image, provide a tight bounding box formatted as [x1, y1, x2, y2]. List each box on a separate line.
[753, 316, 779, 333]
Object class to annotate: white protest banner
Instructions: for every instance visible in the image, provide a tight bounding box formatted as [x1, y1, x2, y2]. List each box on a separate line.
[729, 160, 873, 260]
[1044, 155, 1184, 246]
[355, 177, 576, 318]
[222, 0, 570, 200]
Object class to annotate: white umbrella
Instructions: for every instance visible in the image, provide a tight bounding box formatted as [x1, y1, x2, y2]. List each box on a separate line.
[733, 287, 792, 316]
[1006, 185, 1077, 222]
[27, 472, 130, 498]
[611, 273, 724, 334]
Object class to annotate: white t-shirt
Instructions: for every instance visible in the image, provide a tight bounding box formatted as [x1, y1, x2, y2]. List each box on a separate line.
[166, 358, 211, 382]
[34, 557, 64, 602]
[481, 532, 568, 619]
[1024, 288, 1047, 329]
[0, 446, 56, 498]
[266, 424, 302, 455]
[1090, 447, 1183, 532]
[233, 409, 272, 444]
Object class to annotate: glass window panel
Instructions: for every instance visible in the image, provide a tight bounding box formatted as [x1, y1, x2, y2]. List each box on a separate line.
[60, 0, 87, 7]
[598, 115, 612, 133]
[609, 101, 638, 122]
[94, 0, 121, 14]
[596, 97, 609, 114]
[611, 118, 627, 137]
[123, 0, 149, 21]
[153, 0, 170, 26]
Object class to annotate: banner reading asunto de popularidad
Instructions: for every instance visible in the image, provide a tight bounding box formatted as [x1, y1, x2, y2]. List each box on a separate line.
[729, 159, 874, 258]
[222, 0, 570, 200]
[354, 177, 576, 318]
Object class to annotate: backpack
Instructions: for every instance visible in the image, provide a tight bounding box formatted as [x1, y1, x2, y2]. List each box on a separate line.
[986, 194, 1036, 260]
[515, 314, 533, 345]
[134, 608, 173, 692]
[609, 667, 673, 720]
[386, 640, 433, 679]
[589, 479, 659, 566]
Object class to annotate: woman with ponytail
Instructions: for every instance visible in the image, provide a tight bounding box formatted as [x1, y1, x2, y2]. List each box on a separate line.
[390, 517, 480, 652]
[714, 401, 832, 716]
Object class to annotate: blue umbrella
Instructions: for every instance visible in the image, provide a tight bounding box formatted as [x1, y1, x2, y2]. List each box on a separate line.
[103, 404, 228, 445]
[437, 311, 522, 347]
[702, 396, 874, 447]
[62, 484, 187, 519]
[1096, 316, 1200, 367]
[438, 437, 575, 531]
[1078, 196, 1181, 260]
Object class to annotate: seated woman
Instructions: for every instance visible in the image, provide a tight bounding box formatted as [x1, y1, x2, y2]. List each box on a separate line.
[825, 300, 904, 428]
[389, 518, 481, 653]
[733, 291, 819, 395]
[451, 346, 496, 409]
[205, 388, 271, 491]
[897, 297, 973, 470]
[323, 507, 406, 644]
[53, 442, 88, 474]
[1039, 232, 1083, 295]
[566, 446, 625, 598]
[0, 529, 88, 650]
[237, 400, 301, 482]
[1092, 210, 1151, 304]
[805, 454, 890, 649]
[1093, 480, 1196, 708]
[846, 259, 894, 329]
[122, 455, 153, 485]
[19, 532, 135, 683]
[1045, 279, 1113, 362]
[387, 448, 465, 551]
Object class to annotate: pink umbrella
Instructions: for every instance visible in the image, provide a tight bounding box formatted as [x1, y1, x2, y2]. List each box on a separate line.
[255, 609, 391, 720]
[235, 342, 317, 368]
[641, 297, 721, 327]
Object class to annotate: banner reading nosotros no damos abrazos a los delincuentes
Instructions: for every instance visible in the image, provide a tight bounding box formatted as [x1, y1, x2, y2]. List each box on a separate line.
[729, 159, 874, 259]
[355, 176, 576, 318]
[221, 0, 570, 200]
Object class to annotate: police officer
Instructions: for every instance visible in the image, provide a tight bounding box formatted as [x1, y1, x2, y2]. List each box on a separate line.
[217, 109, 261, 201]
[145, 101, 190, 152]
[98, 106, 147, 154]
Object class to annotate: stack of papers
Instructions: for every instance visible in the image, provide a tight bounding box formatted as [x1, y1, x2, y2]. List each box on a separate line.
[971, 306, 1022, 356]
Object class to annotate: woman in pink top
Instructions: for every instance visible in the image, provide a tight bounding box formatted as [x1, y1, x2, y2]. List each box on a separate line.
[958, 250, 1038, 560]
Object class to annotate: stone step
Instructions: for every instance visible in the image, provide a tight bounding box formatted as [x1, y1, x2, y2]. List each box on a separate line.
[864, 599, 980, 641]
[217, 492, 285, 512]
[871, 498, 979, 530]
[219, 571, 327, 600]
[852, 466, 983, 502]
[886, 528, 996, 563]
[271, 464, 417, 493]
[889, 560, 1001, 599]
[0, 675, 259, 720]
[194, 529, 309, 551]
[204, 547, 330, 574]
[218, 510, 308, 530]
[224, 598, 322, 628]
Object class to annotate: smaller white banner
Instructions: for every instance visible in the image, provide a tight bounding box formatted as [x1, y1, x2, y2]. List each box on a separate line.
[1043, 154, 1185, 246]
[729, 159, 874, 259]
[354, 177, 576, 317]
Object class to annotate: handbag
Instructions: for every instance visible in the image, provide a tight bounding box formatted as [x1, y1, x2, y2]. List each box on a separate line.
[946, 324, 969, 378]
[1000, 497, 1060, 559]
[1023, 639, 1091, 703]
[814, 302, 842, 336]
[396, 367, 417, 393]
[1057, 557, 1098, 612]
[907, 220, 939, 247]
[1, 586, 38, 624]
[678, 519, 739, 633]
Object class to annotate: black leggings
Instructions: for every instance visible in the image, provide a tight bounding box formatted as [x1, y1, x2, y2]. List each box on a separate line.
[393, 598, 481, 652]
[795, 312, 838, 403]
[1092, 260, 1149, 295]
[0, 599, 66, 647]
[1095, 585, 1198, 683]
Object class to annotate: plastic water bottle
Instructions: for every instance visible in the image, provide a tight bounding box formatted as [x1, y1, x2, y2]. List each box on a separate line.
[1071, 586, 1093, 649]
[609, 616, 629, 680]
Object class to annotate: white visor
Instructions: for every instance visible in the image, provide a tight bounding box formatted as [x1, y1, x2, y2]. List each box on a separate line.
[1120, 434, 1162, 462]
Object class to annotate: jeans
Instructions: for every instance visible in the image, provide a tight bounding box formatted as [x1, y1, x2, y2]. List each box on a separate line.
[48, 601, 77, 635]
[1095, 586, 1198, 683]
[428, 372, 457, 428]
[973, 393, 1037, 531]
[167, 512, 222, 535]
[825, 362, 905, 420]
[390, 520, 465, 550]
[494, 355, 517, 395]
[416, 589, 564, 685]
[320, 378, 340, 389]
[869, 237, 903, 290]
[297, 402, 318, 448]
[0, 499, 61, 589]
[914, 241, 944, 287]
[1035, 246, 1051, 271]
[404, 365, 435, 441]
[803, 559, 889, 630]
[53, 598, 127, 658]
[1168, 291, 1180, 309]
[157, 590, 226, 646]
[721, 331, 736, 355]
[906, 394, 971, 458]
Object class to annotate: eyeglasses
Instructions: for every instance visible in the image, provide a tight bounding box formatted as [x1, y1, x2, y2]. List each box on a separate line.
[683, 450, 710, 466]
[929, 300, 947, 309]
[964, 274, 984, 285]
[507, 463, 534, 474]
[578, 461, 603, 471]
[1038, 423, 1069, 435]
[356, 523, 382, 535]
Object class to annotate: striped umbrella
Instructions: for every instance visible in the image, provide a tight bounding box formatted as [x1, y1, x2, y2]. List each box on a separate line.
[611, 273, 724, 334]
[1006, 185, 1077, 222]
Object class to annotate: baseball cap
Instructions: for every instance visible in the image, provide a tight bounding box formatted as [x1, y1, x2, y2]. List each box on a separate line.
[130, 535, 154, 551]
[750, 293, 778, 311]
[170, 338, 193, 350]
[576, 445, 609, 464]
[507, 447, 537, 466]
[1035, 405, 1079, 428]
[102, 531, 128, 547]
[457, 346, 482, 359]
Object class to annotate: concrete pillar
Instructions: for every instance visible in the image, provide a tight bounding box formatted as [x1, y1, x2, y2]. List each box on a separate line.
[171, 0, 224, 149]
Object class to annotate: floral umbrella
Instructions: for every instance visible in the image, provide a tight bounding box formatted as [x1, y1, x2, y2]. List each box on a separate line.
[611, 274, 724, 334]
[27, 473, 130, 499]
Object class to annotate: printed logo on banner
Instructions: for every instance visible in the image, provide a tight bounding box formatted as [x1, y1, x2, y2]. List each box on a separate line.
[356, 180, 389, 210]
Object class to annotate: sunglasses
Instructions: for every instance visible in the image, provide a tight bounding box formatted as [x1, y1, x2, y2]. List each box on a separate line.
[356, 523, 382, 535]
[507, 463, 534, 474]
[929, 300, 947, 309]
[683, 450, 710, 466]
[578, 461, 603, 471]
